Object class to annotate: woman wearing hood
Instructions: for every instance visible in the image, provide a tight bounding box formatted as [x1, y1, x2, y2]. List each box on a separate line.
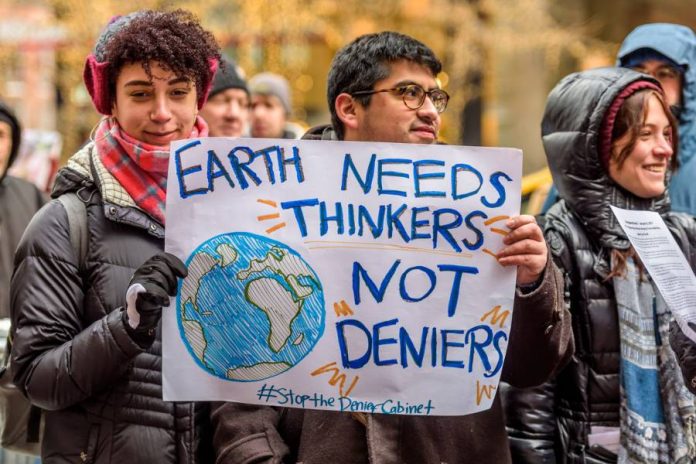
[9, 10, 220, 462]
[542, 23, 696, 216]
[505, 67, 696, 463]
[617, 23, 696, 217]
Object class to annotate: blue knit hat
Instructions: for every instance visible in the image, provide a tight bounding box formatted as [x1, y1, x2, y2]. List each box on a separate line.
[621, 48, 686, 74]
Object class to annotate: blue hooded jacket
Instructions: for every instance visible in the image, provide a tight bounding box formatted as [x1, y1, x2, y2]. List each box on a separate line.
[618, 23, 696, 215]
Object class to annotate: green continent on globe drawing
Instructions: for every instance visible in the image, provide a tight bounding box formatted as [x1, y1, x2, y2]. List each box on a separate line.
[238, 246, 319, 354]
[178, 237, 323, 381]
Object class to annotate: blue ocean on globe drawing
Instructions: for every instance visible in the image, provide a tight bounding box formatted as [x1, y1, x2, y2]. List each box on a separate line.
[177, 232, 325, 382]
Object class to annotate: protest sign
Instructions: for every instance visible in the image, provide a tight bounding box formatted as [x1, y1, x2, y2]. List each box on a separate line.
[163, 137, 522, 416]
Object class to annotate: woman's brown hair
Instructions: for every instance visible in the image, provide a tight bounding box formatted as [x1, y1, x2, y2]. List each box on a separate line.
[607, 88, 678, 280]
[610, 88, 679, 171]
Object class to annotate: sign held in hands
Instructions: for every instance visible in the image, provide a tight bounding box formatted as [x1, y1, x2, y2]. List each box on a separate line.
[163, 137, 522, 416]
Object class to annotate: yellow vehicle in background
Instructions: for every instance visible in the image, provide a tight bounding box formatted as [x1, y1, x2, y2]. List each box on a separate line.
[521, 167, 553, 215]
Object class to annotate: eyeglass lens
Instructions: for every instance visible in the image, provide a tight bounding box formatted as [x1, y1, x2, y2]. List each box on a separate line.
[401, 85, 448, 113]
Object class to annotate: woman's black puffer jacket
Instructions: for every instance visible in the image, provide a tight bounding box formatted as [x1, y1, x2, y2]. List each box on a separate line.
[10, 144, 212, 463]
[503, 68, 696, 463]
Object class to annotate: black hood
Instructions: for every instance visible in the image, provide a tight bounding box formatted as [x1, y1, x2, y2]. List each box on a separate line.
[542, 67, 669, 250]
[0, 100, 21, 184]
[301, 124, 338, 141]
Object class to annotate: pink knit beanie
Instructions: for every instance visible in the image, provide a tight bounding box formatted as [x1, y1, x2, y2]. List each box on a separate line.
[599, 80, 661, 169]
[83, 12, 218, 115]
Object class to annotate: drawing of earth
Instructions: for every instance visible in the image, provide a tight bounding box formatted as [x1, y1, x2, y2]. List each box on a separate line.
[177, 232, 325, 381]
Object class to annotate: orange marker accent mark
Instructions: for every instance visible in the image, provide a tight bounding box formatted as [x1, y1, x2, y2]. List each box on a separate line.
[265, 222, 286, 234]
[482, 248, 498, 259]
[257, 199, 278, 207]
[483, 215, 509, 226]
[311, 362, 360, 397]
[333, 300, 354, 317]
[257, 213, 280, 221]
[476, 380, 496, 405]
[490, 227, 509, 236]
[480, 305, 510, 328]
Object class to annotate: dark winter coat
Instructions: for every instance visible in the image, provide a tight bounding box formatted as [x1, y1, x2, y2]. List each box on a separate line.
[503, 67, 696, 463]
[209, 125, 574, 464]
[10, 144, 212, 463]
[670, 320, 696, 395]
[0, 101, 45, 318]
[0, 177, 44, 318]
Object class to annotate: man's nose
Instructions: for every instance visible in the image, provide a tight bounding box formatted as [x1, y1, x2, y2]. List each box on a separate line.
[225, 100, 243, 116]
[417, 95, 439, 124]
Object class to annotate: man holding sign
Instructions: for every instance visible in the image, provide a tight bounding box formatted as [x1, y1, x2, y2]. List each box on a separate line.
[209, 32, 572, 464]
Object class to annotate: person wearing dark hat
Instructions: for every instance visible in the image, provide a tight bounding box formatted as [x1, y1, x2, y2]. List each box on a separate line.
[0, 101, 45, 321]
[249, 72, 300, 139]
[618, 24, 696, 218]
[200, 58, 250, 137]
[10, 9, 220, 462]
[504, 67, 696, 463]
[543, 23, 696, 215]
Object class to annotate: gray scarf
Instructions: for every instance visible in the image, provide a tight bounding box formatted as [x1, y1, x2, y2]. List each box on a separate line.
[614, 256, 696, 463]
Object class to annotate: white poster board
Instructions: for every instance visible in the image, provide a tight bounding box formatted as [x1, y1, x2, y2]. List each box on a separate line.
[163, 137, 522, 416]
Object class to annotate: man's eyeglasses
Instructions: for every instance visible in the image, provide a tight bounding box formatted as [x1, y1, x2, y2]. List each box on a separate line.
[351, 84, 450, 113]
[631, 65, 680, 81]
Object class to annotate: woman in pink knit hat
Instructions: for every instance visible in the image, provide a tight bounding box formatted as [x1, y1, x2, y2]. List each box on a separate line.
[10, 9, 220, 463]
[504, 67, 696, 464]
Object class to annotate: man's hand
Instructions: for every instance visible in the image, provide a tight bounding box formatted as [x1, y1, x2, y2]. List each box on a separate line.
[496, 215, 547, 286]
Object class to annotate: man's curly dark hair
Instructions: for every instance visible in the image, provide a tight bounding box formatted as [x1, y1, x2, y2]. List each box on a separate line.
[101, 9, 221, 108]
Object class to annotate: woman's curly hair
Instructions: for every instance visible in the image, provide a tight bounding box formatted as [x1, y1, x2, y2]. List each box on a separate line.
[101, 9, 221, 106]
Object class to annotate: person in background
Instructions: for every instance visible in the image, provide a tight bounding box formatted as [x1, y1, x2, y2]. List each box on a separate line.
[249, 72, 300, 139]
[210, 31, 573, 464]
[617, 23, 696, 216]
[0, 99, 46, 464]
[10, 10, 220, 462]
[505, 67, 696, 463]
[200, 57, 250, 137]
[541, 23, 696, 215]
[0, 101, 45, 322]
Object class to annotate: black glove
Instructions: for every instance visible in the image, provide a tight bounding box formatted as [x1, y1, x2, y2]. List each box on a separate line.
[125, 252, 187, 345]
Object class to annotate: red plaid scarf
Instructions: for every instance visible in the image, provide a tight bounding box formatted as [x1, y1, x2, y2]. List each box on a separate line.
[96, 116, 208, 224]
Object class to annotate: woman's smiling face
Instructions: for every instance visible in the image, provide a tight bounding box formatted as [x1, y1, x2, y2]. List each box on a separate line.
[609, 94, 674, 199]
[111, 61, 198, 147]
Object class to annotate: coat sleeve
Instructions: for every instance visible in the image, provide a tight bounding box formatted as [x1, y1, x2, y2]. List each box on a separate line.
[502, 227, 575, 463]
[10, 200, 144, 411]
[502, 380, 558, 463]
[665, 213, 696, 394]
[211, 402, 289, 464]
[669, 320, 696, 394]
[501, 255, 573, 388]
